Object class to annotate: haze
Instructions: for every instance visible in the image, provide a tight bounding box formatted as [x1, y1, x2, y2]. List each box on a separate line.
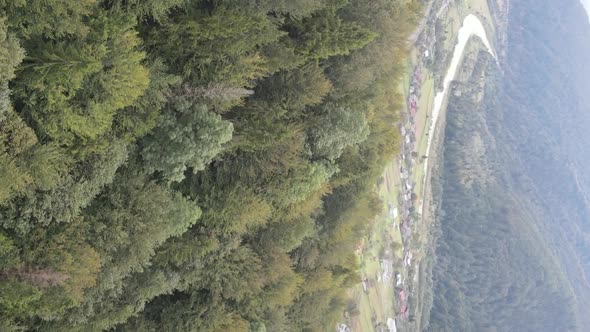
[583, 0, 590, 19]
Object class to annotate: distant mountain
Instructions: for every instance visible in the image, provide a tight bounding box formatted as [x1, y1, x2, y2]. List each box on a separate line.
[427, 52, 578, 331]
[428, 0, 590, 330]
[500, 0, 590, 326]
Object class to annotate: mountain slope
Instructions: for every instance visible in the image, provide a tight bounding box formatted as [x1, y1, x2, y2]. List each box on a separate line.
[428, 48, 578, 331]
[429, 0, 590, 330]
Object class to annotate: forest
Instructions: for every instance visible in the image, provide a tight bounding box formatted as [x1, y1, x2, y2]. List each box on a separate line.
[494, 0, 590, 327]
[427, 50, 579, 331]
[499, 0, 590, 308]
[0, 0, 421, 330]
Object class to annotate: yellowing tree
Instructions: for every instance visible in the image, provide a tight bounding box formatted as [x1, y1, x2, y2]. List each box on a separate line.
[15, 14, 149, 150]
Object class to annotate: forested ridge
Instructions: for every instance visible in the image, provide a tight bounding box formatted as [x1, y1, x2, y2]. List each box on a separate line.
[501, 0, 590, 305]
[428, 50, 579, 332]
[495, 0, 590, 326]
[424, 0, 590, 323]
[0, 0, 420, 330]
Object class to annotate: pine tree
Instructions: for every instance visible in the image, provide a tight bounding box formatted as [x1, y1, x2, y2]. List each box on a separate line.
[294, 10, 377, 60]
[142, 99, 233, 182]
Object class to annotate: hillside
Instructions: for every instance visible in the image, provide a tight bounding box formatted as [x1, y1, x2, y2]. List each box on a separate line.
[0, 1, 420, 330]
[428, 50, 578, 331]
[428, 0, 590, 330]
[498, 0, 590, 325]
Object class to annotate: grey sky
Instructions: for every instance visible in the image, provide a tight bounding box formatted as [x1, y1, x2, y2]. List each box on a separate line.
[583, 0, 590, 18]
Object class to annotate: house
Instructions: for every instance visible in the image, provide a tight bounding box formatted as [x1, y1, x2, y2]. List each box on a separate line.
[398, 289, 407, 302]
[404, 251, 413, 267]
[387, 318, 397, 332]
[337, 323, 351, 332]
[414, 66, 422, 80]
[400, 305, 410, 320]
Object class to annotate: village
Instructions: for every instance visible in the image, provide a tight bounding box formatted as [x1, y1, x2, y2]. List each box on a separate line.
[393, 63, 425, 324]
[344, 0, 501, 330]
[386, 0, 452, 326]
[338, 59, 433, 332]
[349, 8, 441, 331]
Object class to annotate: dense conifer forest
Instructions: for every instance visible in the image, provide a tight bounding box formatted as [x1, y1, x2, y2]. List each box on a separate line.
[0, 0, 420, 330]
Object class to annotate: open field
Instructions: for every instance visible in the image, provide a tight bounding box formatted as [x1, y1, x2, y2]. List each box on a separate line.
[354, 159, 403, 331]
[410, 74, 434, 201]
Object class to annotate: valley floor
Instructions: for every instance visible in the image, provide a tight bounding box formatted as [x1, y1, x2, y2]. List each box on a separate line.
[349, 0, 502, 330]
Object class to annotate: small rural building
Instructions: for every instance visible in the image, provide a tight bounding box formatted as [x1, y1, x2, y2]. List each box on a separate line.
[387, 318, 397, 332]
[391, 208, 398, 219]
[362, 278, 369, 293]
[398, 289, 407, 301]
[404, 251, 413, 267]
[337, 323, 351, 332]
[400, 305, 410, 320]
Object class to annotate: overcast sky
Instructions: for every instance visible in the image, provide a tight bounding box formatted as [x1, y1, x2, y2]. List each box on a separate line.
[582, 0, 590, 19]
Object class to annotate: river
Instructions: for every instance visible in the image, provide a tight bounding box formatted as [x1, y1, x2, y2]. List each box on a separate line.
[420, 14, 496, 195]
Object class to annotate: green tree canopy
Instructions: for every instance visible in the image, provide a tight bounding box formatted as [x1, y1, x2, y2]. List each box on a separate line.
[14, 14, 149, 150]
[146, 7, 284, 86]
[0, 17, 25, 116]
[141, 99, 233, 182]
[307, 103, 370, 160]
[291, 9, 377, 60]
[0, 0, 416, 329]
